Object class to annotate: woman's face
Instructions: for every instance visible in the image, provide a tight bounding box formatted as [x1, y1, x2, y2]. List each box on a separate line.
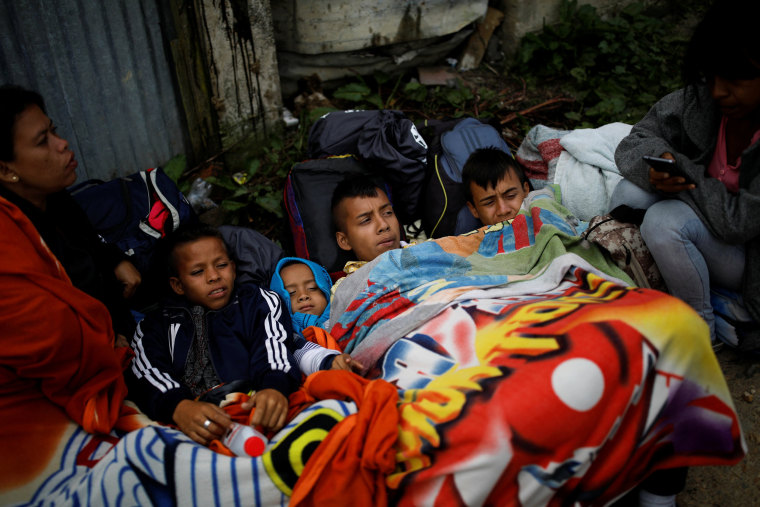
[1, 105, 77, 207]
[710, 75, 760, 120]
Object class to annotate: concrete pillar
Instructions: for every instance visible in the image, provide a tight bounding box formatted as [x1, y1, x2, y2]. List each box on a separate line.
[199, 0, 282, 146]
[171, 0, 283, 162]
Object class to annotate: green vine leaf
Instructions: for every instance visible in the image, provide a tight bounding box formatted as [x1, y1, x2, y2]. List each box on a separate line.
[163, 154, 187, 183]
[206, 175, 238, 191]
[334, 83, 372, 102]
[220, 200, 247, 211]
[256, 193, 283, 217]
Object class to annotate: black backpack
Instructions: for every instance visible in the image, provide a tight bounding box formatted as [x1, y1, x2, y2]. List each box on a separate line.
[418, 117, 512, 238]
[283, 155, 397, 274]
[307, 109, 428, 224]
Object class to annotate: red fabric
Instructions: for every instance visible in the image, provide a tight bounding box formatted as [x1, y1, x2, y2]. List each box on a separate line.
[147, 199, 170, 235]
[0, 196, 129, 489]
[289, 370, 400, 507]
[207, 385, 319, 456]
[209, 326, 399, 496]
[329, 270, 347, 284]
[516, 138, 563, 180]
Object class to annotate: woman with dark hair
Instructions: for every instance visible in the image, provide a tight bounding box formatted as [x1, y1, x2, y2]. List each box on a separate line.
[0, 84, 136, 499]
[0, 84, 141, 344]
[611, 0, 760, 351]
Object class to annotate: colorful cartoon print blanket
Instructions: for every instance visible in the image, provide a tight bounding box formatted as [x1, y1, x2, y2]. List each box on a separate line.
[2, 196, 744, 506]
[325, 200, 745, 504]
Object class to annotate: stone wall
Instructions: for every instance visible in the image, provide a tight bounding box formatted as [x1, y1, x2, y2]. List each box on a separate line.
[495, 0, 640, 56]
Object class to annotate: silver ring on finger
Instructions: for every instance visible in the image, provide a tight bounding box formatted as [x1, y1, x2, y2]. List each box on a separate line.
[203, 418, 212, 429]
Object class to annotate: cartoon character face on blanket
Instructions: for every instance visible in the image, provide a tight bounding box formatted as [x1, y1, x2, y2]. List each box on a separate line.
[383, 277, 742, 505]
[381, 336, 456, 390]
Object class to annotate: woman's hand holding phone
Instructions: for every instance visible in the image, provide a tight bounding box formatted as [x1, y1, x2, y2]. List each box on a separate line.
[644, 153, 696, 193]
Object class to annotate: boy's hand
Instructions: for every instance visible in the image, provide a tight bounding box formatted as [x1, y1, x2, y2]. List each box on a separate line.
[173, 399, 232, 445]
[243, 389, 288, 432]
[331, 354, 363, 373]
[114, 260, 142, 299]
[115, 333, 130, 349]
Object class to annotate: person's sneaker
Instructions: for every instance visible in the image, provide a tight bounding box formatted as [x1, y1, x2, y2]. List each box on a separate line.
[713, 314, 738, 349]
[639, 490, 677, 507]
[711, 288, 754, 349]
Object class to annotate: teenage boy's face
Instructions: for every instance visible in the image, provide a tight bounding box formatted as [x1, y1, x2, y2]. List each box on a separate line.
[335, 188, 401, 262]
[280, 262, 327, 316]
[467, 170, 530, 226]
[169, 237, 236, 310]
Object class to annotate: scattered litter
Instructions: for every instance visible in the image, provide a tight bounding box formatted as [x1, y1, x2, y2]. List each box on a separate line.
[459, 7, 505, 71]
[186, 177, 217, 214]
[418, 66, 458, 87]
[232, 172, 249, 185]
[393, 50, 420, 65]
[282, 107, 299, 128]
[293, 90, 334, 117]
[742, 391, 753, 403]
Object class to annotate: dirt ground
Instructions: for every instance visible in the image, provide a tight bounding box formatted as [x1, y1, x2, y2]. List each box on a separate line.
[678, 348, 760, 506]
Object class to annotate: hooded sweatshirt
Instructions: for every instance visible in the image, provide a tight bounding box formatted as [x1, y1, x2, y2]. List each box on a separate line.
[271, 257, 338, 375]
[270, 257, 333, 334]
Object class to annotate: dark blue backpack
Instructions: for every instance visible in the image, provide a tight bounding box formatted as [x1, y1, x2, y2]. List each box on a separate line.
[307, 109, 428, 224]
[70, 167, 195, 276]
[419, 117, 512, 238]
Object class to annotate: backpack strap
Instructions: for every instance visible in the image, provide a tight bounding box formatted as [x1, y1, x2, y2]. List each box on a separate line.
[147, 168, 182, 232]
[137, 170, 163, 240]
[429, 153, 449, 238]
[581, 216, 616, 241]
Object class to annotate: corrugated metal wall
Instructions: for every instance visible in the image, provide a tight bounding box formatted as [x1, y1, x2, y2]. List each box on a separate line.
[0, 0, 187, 181]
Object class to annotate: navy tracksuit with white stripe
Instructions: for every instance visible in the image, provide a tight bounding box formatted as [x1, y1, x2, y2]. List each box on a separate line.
[126, 282, 299, 424]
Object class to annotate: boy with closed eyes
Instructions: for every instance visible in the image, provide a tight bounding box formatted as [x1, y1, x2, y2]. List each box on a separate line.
[127, 224, 299, 445]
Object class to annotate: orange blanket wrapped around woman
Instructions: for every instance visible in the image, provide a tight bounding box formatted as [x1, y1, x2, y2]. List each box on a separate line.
[0, 195, 130, 498]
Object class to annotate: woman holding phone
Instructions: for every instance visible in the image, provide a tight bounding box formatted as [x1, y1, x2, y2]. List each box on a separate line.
[611, 0, 760, 351]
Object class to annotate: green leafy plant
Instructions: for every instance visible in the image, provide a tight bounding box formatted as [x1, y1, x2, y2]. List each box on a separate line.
[333, 71, 405, 109]
[163, 154, 187, 184]
[512, 0, 705, 127]
[194, 0, 712, 235]
[334, 71, 482, 118]
[202, 131, 306, 227]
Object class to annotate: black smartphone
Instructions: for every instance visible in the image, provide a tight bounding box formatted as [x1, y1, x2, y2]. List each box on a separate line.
[642, 155, 694, 185]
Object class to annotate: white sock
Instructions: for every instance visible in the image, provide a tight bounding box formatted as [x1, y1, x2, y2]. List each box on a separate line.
[639, 489, 677, 507]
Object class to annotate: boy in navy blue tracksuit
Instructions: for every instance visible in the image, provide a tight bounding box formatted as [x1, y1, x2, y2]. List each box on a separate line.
[126, 224, 299, 445]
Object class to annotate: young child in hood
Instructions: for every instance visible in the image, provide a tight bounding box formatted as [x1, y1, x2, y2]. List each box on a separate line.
[270, 257, 361, 375]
